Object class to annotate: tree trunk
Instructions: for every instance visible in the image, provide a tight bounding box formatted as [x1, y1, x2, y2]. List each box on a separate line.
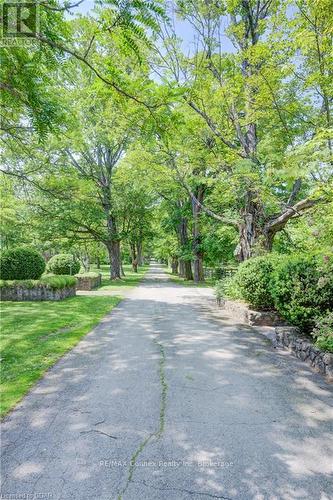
[232, 9, 262, 260]
[234, 215, 257, 261]
[234, 194, 263, 262]
[192, 187, 205, 282]
[263, 230, 275, 253]
[130, 243, 138, 272]
[119, 247, 125, 276]
[171, 256, 178, 275]
[96, 256, 101, 269]
[130, 243, 136, 262]
[184, 261, 193, 280]
[136, 241, 143, 266]
[178, 216, 193, 280]
[104, 208, 121, 278]
[178, 258, 192, 279]
[107, 240, 121, 279]
[234, 194, 319, 260]
[178, 259, 185, 277]
[80, 253, 90, 272]
[193, 253, 204, 282]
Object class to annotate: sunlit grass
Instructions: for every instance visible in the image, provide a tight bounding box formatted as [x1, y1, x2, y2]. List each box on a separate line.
[0, 295, 121, 418]
[91, 263, 149, 291]
[166, 269, 215, 288]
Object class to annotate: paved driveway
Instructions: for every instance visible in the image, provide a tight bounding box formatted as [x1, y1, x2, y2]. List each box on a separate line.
[1, 264, 333, 499]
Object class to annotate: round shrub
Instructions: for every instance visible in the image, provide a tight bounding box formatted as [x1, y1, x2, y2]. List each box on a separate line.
[0, 247, 45, 280]
[46, 254, 80, 275]
[271, 256, 333, 332]
[230, 256, 276, 309]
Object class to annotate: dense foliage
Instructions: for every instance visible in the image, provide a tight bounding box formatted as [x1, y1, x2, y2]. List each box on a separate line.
[46, 254, 80, 276]
[0, 247, 45, 280]
[229, 257, 276, 310]
[220, 254, 333, 350]
[1, 0, 332, 284]
[0, 0, 332, 335]
[312, 313, 333, 353]
[271, 257, 333, 331]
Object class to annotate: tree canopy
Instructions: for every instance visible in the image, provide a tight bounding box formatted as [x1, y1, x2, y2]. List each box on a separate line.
[1, 0, 332, 281]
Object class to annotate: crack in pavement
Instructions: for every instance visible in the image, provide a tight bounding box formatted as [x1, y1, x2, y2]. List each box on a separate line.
[134, 478, 232, 499]
[80, 429, 117, 439]
[172, 384, 223, 392]
[116, 335, 168, 500]
[94, 419, 106, 426]
[3, 265, 333, 500]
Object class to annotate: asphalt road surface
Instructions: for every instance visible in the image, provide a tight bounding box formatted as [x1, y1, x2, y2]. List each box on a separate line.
[1, 264, 333, 500]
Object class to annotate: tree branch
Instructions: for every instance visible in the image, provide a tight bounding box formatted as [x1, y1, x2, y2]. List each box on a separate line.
[40, 0, 85, 12]
[34, 34, 156, 110]
[286, 179, 302, 206]
[265, 197, 321, 233]
[187, 100, 245, 157]
[166, 153, 239, 229]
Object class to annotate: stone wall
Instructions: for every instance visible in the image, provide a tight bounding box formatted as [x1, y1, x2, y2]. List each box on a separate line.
[223, 300, 284, 326]
[0, 285, 76, 301]
[75, 274, 102, 291]
[275, 326, 333, 379]
[221, 299, 333, 380]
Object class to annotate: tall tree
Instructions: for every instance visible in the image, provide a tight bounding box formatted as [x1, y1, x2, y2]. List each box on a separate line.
[154, 0, 332, 260]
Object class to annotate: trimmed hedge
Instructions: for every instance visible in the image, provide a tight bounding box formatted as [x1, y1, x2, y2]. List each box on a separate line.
[0, 275, 77, 290]
[0, 247, 45, 280]
[46, 254, 80, 275]
[0, 275, 77, 301]
[41, 275, 77, 289]
[75, 272, 100, 278]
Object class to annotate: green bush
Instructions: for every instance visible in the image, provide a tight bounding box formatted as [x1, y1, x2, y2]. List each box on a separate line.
[225, 256, 276, 309]
[0, 247, 45, 280]
[312, 312, 333, 353]
[215, 275, 242, 302]
[218, 253, 333, 335]
[214, 268, 225, 280]
[46, 254, 80, 275]
[215, 280, 225, 302]
[271, 256, 333, 332]
[0, 275, 76, 290]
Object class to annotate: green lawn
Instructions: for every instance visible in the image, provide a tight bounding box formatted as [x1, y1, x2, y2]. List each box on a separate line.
[166, 269, 215, 288]
[91, 263, 149, 292]
[0, 295, 121, 418]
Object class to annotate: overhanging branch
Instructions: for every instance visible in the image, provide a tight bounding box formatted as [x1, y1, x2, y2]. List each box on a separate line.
[265, 197, 321, 234]
[34, 34, 156, 110]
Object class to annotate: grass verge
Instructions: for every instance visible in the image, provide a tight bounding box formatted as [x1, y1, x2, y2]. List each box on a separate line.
[0, 295, 121, 418]
[166, 269, 215, 288]
[91, 264, 149, 292]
